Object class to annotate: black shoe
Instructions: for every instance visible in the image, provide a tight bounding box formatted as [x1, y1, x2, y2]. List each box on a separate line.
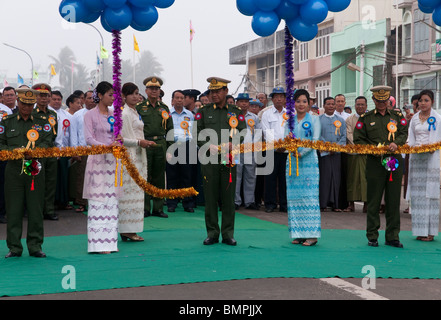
[144, 210, 151, 217]
[151, 211, 168, 218]
[279, 206, 287, 212]
[30, 251, 46, 258]
[265, 207, 274, 213]
[235, 204, 240, 210]
[222, 238, 237, 246]
[44, 214, 58, 221]
[167, 207, 176, 213]
[184, 208, 194, 213]
[385, 240, 403, 248]
[0, 216, 6, 224]
[368, 240, 379, 247]
[5, 251, 21, 258]
[245, 203, 259, 210]
[203, 237, 219, 245]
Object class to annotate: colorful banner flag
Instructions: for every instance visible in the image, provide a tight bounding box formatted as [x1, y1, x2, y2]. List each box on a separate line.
[33, 70, 39, 80]
[3, 78, 9, 88]
[100, 46, 109, 59]
[190, 20, 195, 43]
[17, 74, 24, 86]
[50, 65, 57, 76]
[134, 35, 140, 52]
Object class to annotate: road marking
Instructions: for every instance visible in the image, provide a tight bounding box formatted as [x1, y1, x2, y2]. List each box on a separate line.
[320, 278, 389, 300]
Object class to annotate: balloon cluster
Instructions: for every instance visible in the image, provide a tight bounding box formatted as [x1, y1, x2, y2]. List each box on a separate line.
[237, 0, 351, 41]
[59, 0, 175, 32]
[418, 0, 441, 26]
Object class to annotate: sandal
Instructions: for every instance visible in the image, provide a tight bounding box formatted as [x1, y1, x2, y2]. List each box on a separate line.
[333, 208, 342, 212]
[121, 233, 144, 242]
[292, 238, 306, 244]
[421, 235, 434, 242]
[343, 207, 354, 212]
[75, 205, 85, 213]
[302, 239, 318, 246]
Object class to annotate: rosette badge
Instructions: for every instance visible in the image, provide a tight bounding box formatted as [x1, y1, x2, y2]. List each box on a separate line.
[108, 116, 116, 132]
[302, 121, 312, 137]
[428, 116, 436, 131]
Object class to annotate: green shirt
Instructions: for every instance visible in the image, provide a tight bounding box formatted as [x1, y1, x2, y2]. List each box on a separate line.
[0, 114, 54, 151]
[32, 107, 58, 146]
[196, 103, 247, 149]
[353, 108, 408, 147]
[136, 99, 174, 146]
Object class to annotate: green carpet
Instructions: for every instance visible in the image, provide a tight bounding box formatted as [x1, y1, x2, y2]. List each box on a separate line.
[1, 207, 440, 297]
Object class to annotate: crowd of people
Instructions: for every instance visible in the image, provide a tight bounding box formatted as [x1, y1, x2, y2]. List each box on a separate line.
[0, 76, 438, 258]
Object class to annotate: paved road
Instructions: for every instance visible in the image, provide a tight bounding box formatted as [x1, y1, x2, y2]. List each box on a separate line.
[1, 198, 441, 301]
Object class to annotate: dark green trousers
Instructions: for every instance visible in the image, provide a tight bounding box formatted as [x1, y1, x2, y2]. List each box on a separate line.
[145, 140, 166, 213]
[201, 163, 236, 240]
[365, 155, 403, 242]
[43, 157, 57, 216]
[5, 160, 46, 255]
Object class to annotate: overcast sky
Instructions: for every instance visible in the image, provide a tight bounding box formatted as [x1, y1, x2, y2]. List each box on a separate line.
[0, 0, 284, 103]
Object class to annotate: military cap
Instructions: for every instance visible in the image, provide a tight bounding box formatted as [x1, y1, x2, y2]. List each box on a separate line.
[269, 87, 286, 98]
[32, 83, 51, 94]
[236, 93, 252, 101]
[370, 86, 392, 102]
[207, 77, 230, 90]
[16, 88, 39, 104]
[183, 89, 201, 97]
[143, 76, 163, 88]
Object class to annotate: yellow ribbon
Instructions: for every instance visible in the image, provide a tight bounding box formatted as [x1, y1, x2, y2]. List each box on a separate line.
[282, 113, 289, 127]
[161, 111, 169, 129]
[26, 129, 39, 150]
[334, 120, 342, 136]
[229, 116, 238, 138]
[247, 119, 255, 135]
[48, 117, 56, 135]
[180, 121, 189, 136]
[387, 122, 397, 141]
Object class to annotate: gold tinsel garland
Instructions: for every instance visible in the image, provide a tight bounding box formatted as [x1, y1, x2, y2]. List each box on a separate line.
[4, 145, 198, 199]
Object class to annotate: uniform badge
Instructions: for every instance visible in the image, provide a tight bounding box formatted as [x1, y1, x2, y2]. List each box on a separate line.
[43, 124, 51, 132]
[195, 113, 202, 120]
[0, 125, 4, 134]
[400, 118, 407, 126]
[370, 122, 375, 126]
[428, 117, 436, 131]
[356, 121, 363, 129]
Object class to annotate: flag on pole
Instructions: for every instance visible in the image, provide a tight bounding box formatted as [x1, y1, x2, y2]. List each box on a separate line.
[33, 71, 39, 80]
[50, 65, 57, 76]
[17, 74, 24, 86]
[100, 45, 109, 59]
[3, 78, 9, 88]
[190, 20, 195, 43]
[134, 35, 140, 52]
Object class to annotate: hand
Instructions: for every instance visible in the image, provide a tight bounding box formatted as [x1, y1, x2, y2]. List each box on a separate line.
[209, 144, 219, 155]
[110, 140, 122, 147]
[389, 142, 398, 152]
[276, 148, 286, 153]
[139, 139, 156, 148]
[166, 153, 173, 162]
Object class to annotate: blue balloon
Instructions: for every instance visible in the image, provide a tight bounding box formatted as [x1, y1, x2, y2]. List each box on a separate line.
[237, 0, 259, 16]
[82, 10, 102, 23]
[254, 0, 282, 12]
[131, 20, 153, 31]
[152, 0, 175, 9]
[286, 17, 318, 42]
[288, 0, 309, 4]
[131, 5, 159, 29]
[324, 0, 350, 12]
[252, 11, 281, 37]
[419, 0, 441, 8]
[300, 0, 328, 25]
[100, 14, 113, 32]
[128, 0, 154, 6]
[59, 0, 90, 23]
[275, 0, 300, 21]
[433, 5, 441, 25]
[103, 0, 128, 9]
[103, 4, 133, 31]
[83, 0, 106, 12]
[418, 2, 435, 13]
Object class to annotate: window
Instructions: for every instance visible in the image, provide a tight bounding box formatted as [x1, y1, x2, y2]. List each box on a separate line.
[315, 26, 334, 58]
[300, 42, 308, 62]
[315, 80, 331, 109]
[414, 9, 430, 55]
[372, 65, 384, 87]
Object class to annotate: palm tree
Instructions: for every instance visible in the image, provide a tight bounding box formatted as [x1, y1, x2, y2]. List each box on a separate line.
[49, 46, 76, 97]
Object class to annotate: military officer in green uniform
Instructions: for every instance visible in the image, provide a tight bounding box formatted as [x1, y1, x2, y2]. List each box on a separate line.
[196, 77, 247, 246]
[354, 86, 408, 248]
[32, 83, 59, 221]
[136, 76, 173, 218]
[1, 88, 54, 258]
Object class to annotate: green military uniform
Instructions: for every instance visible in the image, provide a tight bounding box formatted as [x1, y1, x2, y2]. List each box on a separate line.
[353, 86, 408, 247]
[136, 77, 173, 215]
[32, 84, 58, 221]
[196, 77, 247, 245]
[0, 89, 53, 257]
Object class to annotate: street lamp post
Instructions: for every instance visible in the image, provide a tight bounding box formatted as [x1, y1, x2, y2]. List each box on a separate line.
[3, 43, 34, 86]
[85, 23, 105, 82]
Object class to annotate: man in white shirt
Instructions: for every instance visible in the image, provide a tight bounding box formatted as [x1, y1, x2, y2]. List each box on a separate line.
[1, 87, 17, 115]
[334, 94, 350, 120]
[260, 87, 288, 213]
[166, 90, 195, 213]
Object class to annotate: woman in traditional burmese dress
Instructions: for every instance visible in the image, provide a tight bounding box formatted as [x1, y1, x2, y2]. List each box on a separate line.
[285, 89, 322, 246]
[407, 89, 441, 242]
[119, 83, 155, 242]
[83, 81, 123, 254]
